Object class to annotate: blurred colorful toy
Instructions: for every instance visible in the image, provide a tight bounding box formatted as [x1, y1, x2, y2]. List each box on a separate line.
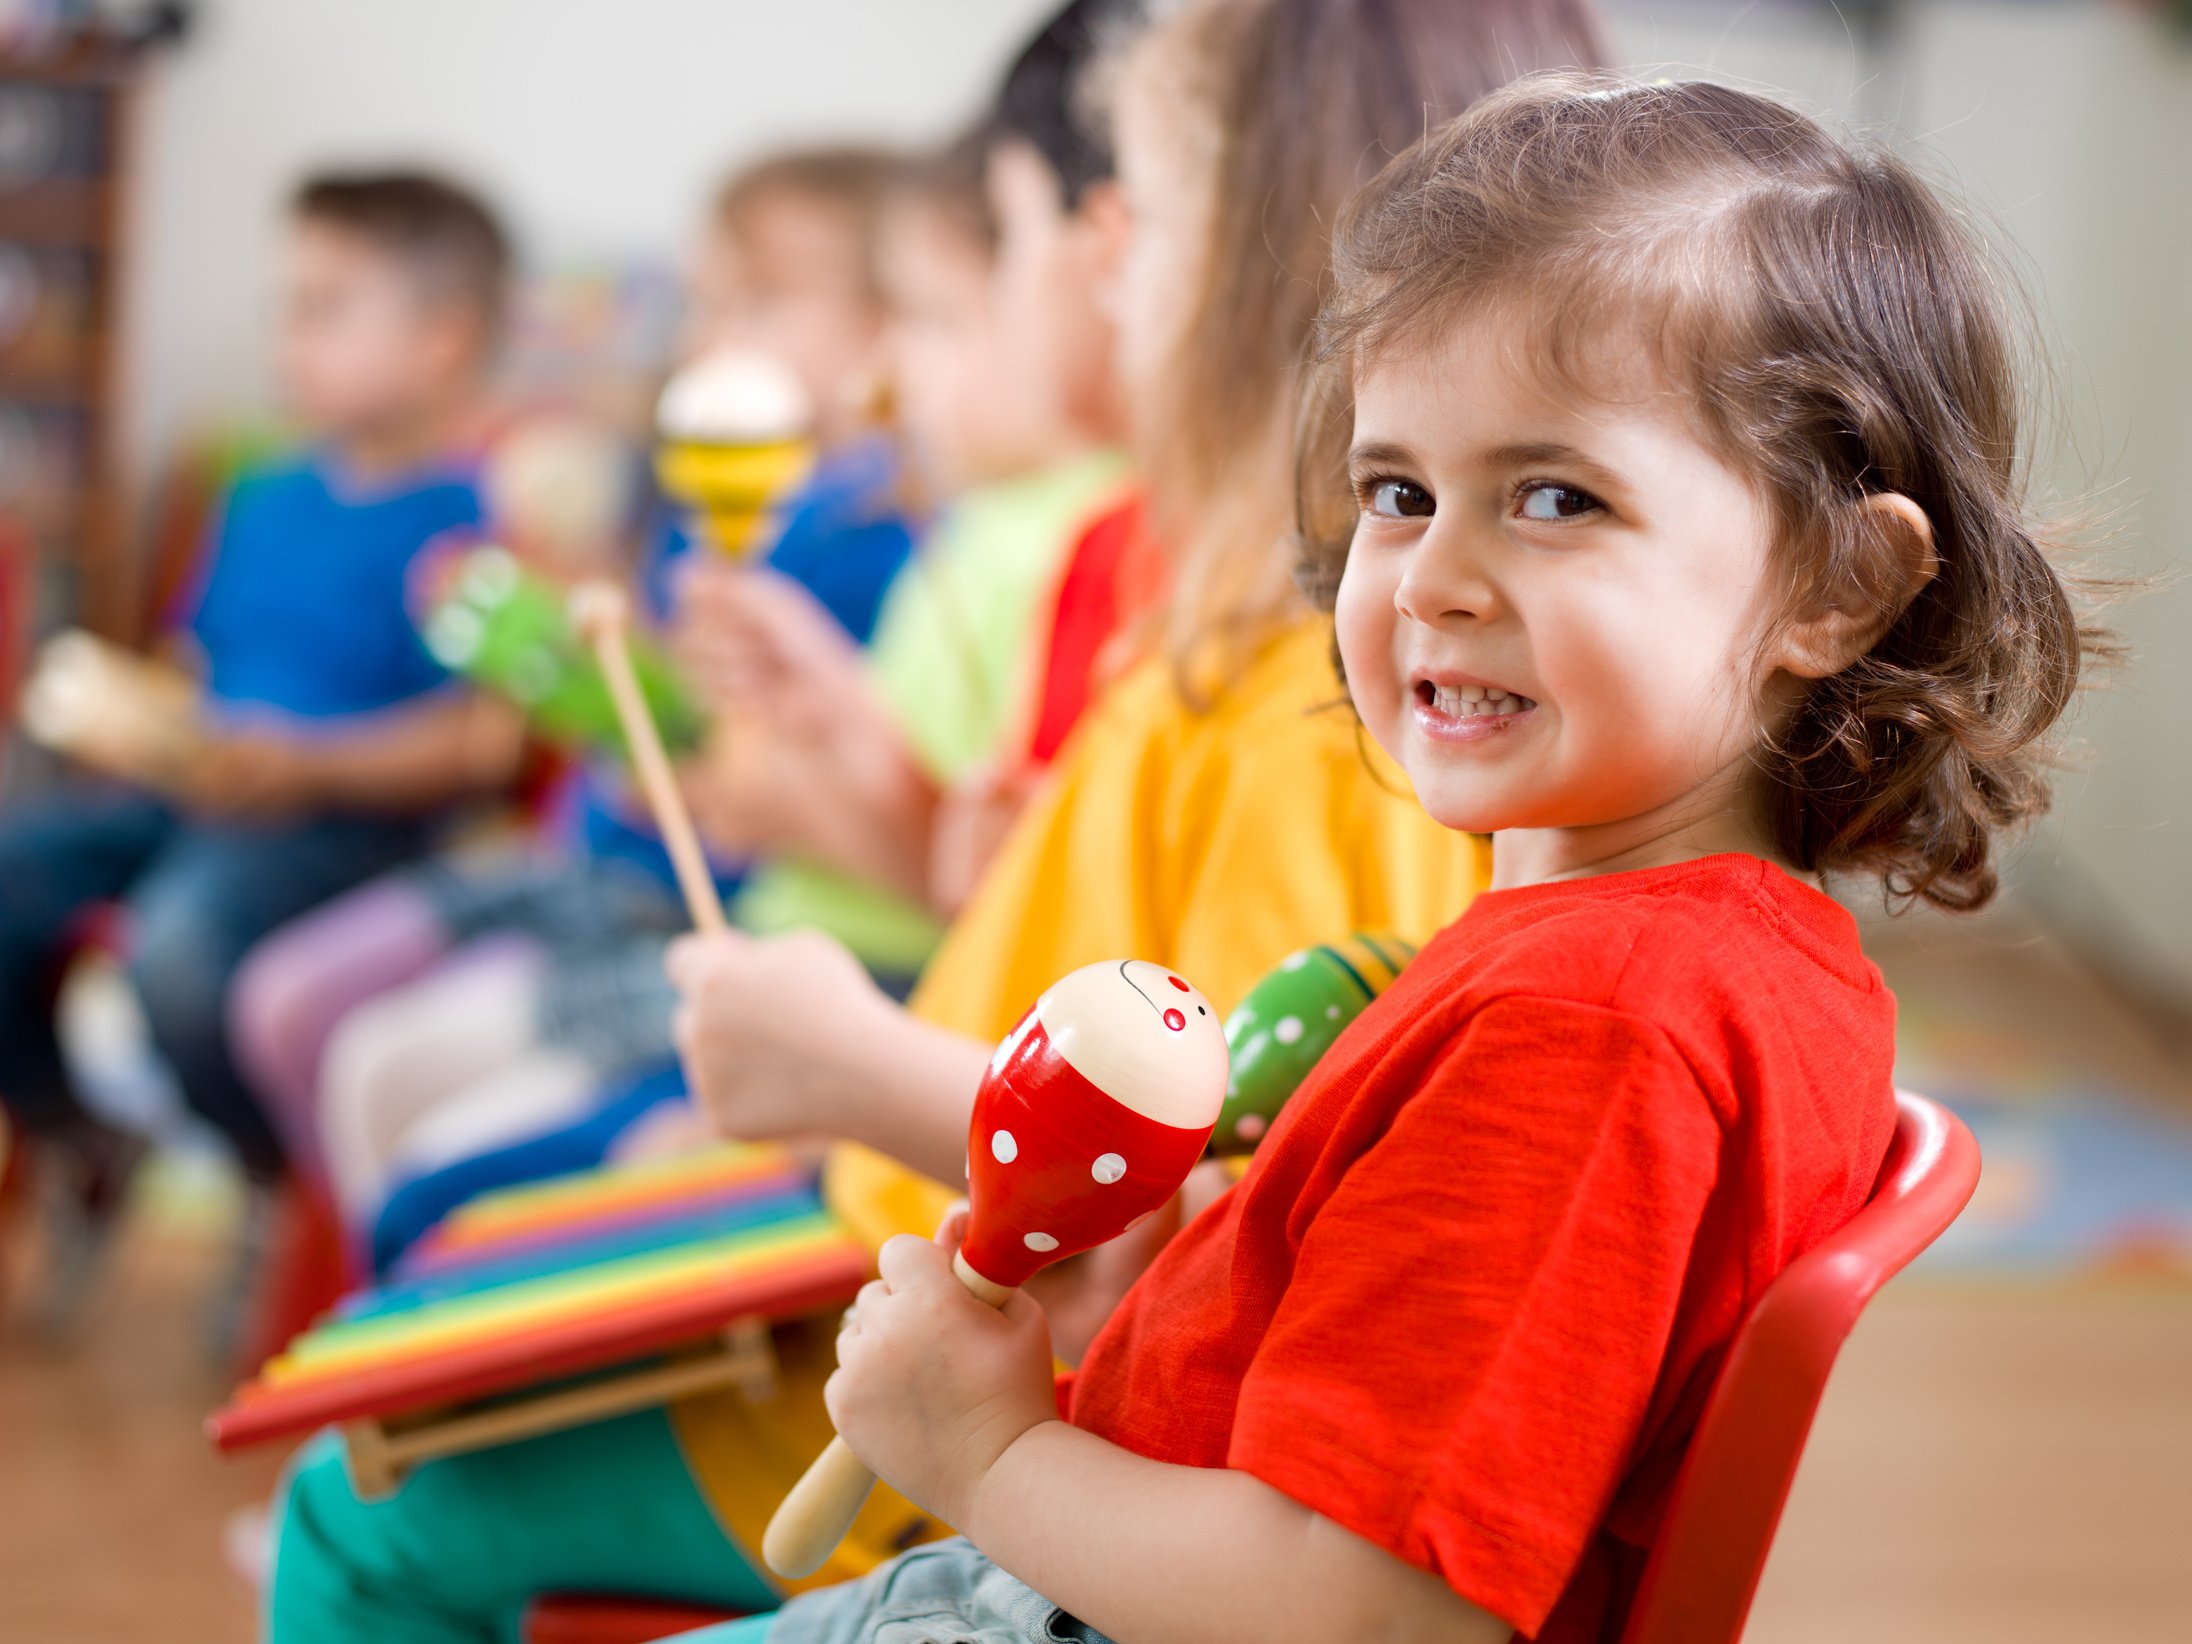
[480, 408, 638, 576]
[18, 627, 206, 787]
[418, 544, 708, 756]
[1212, 933, 1416, 1156]
[763, 959, 1231, 1579]
[653, 347, 816, 558]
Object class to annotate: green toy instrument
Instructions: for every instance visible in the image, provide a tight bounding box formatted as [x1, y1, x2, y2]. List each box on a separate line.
[1213, 932, 1417, 1155]
[419, 545, 709, 757]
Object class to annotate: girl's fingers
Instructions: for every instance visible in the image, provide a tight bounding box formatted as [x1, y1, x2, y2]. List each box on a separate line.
[875, 1233, 951, 1294]
[841, 1278, 890, 1337]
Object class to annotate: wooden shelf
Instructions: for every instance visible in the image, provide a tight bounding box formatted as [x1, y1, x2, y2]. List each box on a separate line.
[0, 180, 113, 247]
[0, 38, 140, 641]
[0, 368, 98, 407]
[0, 41, 137, 89]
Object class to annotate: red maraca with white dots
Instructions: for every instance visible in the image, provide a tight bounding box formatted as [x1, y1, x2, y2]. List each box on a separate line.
[763, 960, 1229, 1579]
[961, 959, 1228, 1289]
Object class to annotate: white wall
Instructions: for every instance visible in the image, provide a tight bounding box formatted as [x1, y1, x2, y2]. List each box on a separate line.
[1908, 6, 2192, 1005]
[1609, 0, 2192, 1001]
[117, 0, 1057, 473]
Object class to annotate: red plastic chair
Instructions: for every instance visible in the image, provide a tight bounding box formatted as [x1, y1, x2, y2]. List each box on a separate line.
[526, 1093, 1978, 1644]
[1619, 1090, 1979, 1643]
[522, 1595, 750, 1644]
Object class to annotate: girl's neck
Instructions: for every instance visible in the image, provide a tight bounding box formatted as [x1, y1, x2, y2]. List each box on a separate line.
[1488, 753, 1795, 892]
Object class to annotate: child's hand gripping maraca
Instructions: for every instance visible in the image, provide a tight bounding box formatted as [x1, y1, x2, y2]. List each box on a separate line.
[761, 959, 1230, 1580]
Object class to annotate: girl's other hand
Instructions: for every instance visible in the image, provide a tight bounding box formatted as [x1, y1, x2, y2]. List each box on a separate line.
[666, 927, 889, 1142]
[827, 1233, 1060, 1528]
[1009, 1157, 1232, 1363]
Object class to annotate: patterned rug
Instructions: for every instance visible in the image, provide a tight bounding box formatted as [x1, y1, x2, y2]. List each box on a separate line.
[1894, 995, 2192, 1282]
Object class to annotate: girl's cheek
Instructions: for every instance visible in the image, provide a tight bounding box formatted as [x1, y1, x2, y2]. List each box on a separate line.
[1332, 555, 1400, 716]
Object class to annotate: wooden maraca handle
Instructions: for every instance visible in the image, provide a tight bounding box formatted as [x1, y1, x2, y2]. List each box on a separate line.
[761, 1250, 1012, 1579]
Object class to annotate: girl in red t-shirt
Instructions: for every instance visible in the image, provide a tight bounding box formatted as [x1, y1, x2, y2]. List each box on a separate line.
[751, 74, 2099, 1644]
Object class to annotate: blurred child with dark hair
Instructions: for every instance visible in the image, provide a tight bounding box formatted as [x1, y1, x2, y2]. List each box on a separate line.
[0, 169, 523, 1319]
[677, 0, 1148, 921]
[226, 145, 921, 1254]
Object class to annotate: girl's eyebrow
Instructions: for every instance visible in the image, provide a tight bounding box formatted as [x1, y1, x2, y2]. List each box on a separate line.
[1480, 441, 1627, 492]
[1346, 439, 1418, 471]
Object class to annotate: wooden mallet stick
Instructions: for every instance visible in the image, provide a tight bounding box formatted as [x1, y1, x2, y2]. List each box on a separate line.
[568, 582, 727, 936]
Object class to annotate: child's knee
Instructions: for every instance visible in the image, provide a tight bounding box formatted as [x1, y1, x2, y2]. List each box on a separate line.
[228, 936, 311, 1097]
[123, 890, 234, 1046]
[319, 1000, 425, 1197]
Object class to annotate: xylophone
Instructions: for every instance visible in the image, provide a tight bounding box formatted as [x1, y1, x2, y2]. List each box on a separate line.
[209, 1142, 868, 1497]
[1213, 932, 1416, 1155]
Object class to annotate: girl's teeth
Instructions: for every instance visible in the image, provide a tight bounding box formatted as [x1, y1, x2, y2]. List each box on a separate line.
[1430, 685, 1534, 718]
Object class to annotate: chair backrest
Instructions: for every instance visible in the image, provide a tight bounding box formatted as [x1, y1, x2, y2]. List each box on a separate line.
[1619, 1091, 1980, 1644]
[0, 514, 30, 719]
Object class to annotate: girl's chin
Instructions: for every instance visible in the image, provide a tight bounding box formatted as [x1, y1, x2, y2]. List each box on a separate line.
[1409, 783, 1521, 837]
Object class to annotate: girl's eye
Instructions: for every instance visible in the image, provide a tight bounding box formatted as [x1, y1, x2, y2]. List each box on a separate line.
[1515, 481, 1601, 522]
[1366, 478, 1435, 519]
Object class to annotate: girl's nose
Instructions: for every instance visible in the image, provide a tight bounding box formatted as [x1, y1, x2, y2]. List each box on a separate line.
[1395, 531, 1499, 628]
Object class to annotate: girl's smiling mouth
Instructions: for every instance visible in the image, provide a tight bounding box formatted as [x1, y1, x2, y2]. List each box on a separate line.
[1413, 675, 1539, 740]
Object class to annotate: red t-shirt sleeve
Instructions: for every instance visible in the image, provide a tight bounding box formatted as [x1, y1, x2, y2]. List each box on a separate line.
[1227, 994, 1724, 1635]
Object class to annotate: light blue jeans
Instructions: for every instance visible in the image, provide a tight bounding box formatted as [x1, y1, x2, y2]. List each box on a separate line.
[674, 1537, 1114, 1644]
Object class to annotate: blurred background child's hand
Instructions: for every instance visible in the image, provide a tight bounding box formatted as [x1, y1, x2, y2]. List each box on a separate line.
[671, 559, 871, 731]
[666, 926, 895, 1143]
[929, 762, 1043, 916]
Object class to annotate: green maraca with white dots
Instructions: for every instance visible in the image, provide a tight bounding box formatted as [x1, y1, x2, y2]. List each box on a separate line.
[1211, 932, 1416, 1156]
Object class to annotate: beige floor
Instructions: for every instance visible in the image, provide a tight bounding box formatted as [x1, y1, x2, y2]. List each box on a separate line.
[1, 905, 2188, 1643]
[0, 1210, 285, 1644]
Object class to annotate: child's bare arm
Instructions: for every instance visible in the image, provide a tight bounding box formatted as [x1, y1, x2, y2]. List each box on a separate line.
[832, 1235, 1509, 1644]
[978, 1425, 1506, 1644]
[177, 692, 523, 820]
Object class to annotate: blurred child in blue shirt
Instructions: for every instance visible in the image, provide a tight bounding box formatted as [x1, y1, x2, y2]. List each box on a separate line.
[0, 173, 524, 1245]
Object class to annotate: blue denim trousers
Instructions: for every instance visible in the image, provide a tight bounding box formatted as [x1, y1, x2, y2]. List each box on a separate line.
[676, 1538, 1115, 1644]
[0, 785, 427, 1175]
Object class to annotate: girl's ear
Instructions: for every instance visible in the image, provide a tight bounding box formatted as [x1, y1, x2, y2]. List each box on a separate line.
[1778, 492, 1939, 679]
[1074, 179, 1134, 283]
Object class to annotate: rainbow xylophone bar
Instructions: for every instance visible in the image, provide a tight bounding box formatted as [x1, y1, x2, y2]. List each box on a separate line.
[208, 1144, 869, 1451]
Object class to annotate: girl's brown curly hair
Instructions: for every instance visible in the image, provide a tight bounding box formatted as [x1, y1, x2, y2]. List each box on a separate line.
[1296, 72, 2103, 913]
